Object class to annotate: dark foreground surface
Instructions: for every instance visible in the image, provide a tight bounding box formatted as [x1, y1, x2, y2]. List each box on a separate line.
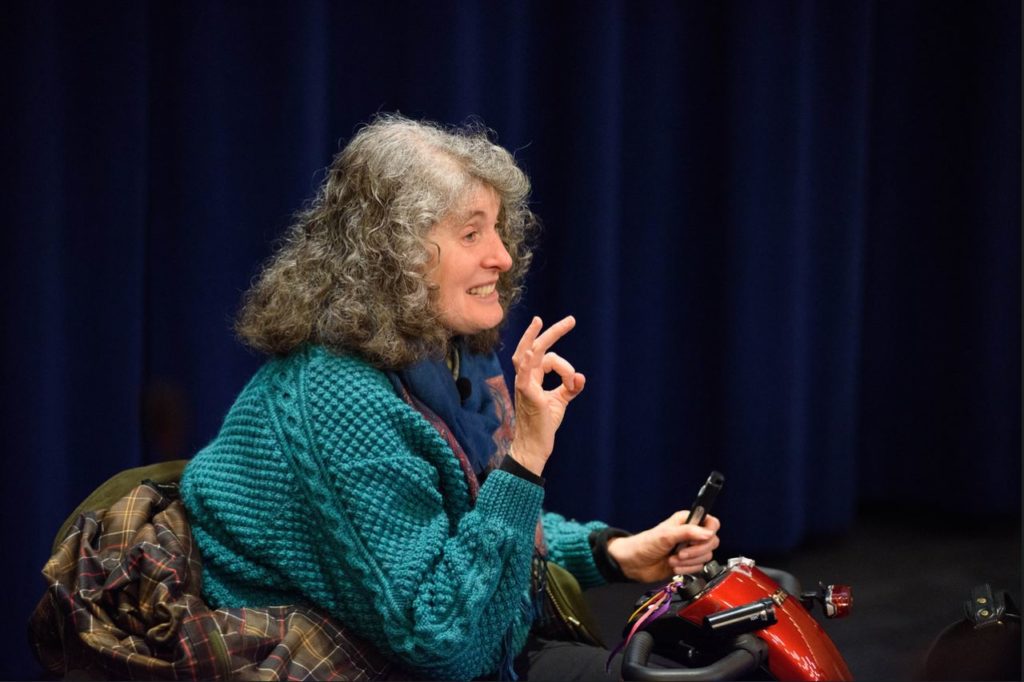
[587, 509, 1021, 681]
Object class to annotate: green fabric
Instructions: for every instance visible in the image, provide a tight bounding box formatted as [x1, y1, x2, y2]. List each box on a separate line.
[52, 459, 188, 555]
[181, 346, 575, 681]
[541, 513, 610, 590]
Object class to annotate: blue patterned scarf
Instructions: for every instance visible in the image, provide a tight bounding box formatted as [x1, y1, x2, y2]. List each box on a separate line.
[386, 342, 503, 475]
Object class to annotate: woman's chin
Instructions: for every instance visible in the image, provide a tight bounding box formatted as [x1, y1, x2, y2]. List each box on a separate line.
[443, 307, 505, 337]
[459, 320, 502, 336]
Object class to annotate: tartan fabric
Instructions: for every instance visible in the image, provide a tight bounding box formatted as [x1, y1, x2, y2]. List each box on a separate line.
[29, 482, 401, 681]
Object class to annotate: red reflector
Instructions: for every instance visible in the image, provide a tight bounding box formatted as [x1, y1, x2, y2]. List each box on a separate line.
[825, 585, 852, 618]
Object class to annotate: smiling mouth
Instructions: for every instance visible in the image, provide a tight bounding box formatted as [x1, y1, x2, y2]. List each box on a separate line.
[468, 283, 497, 297]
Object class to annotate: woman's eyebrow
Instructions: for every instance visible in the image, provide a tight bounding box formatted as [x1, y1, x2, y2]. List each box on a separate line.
[449, 208, 488, 227]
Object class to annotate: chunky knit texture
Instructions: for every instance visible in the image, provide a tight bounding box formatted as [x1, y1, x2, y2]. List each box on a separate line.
[540, 513, 609, 589]
[181, 346, 606, 681]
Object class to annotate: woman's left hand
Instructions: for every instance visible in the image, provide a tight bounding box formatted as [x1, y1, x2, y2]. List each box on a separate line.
[606, 512, 721, 583]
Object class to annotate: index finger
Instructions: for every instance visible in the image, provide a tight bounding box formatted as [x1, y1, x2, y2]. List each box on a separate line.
[532, 315, 577, 354]
[513, 316, 543, 364]
[701, 514, 721, 531]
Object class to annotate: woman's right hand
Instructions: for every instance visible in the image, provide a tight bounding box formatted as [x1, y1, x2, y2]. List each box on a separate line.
[509, 315, 585, 476]
[607, 512, 721, 582]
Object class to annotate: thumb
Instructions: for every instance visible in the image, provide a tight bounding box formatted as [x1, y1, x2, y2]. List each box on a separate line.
[667, 510, 690, 525]
[553, 373, 586, 404]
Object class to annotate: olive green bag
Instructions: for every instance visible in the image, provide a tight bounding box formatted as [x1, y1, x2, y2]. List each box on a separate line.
[536, 560, 606, 647]
[51, 459, 188, 554]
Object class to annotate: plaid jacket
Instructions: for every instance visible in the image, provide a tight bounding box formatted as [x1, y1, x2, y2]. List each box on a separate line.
[29, 481, 404, 681]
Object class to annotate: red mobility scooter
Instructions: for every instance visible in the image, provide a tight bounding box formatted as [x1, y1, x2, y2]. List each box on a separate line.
[617, 472, 854, 681]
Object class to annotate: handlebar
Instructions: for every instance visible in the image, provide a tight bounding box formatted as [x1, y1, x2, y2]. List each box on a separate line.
[620, 631, 768, 682]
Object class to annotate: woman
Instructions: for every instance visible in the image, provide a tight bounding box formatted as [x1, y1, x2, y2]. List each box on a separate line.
[180, 114, 720, 681]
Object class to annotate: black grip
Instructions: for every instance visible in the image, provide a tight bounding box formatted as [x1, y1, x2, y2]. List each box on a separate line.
[704, 598, 777, 637]
[671, 471, 724, 555]
[684, 470, 724, 526]
[620, 631, 765, 682]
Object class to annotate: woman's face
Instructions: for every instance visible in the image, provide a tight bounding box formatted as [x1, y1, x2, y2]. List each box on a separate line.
[425, 183, 513, 335]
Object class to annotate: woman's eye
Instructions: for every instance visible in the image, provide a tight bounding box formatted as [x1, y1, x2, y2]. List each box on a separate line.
[463, 230, 480, 243]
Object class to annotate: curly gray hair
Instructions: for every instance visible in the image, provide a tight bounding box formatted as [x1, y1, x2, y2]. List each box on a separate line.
[235, 114, 537, 368]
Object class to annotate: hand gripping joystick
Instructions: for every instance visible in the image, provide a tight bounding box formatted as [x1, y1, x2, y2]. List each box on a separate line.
[670, 471, 724, 556]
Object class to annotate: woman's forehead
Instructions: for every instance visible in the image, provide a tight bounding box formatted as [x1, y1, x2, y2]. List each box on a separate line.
[448, 184, 500, 224]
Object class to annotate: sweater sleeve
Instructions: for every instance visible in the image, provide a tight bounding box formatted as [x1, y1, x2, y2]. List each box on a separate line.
[478, 351, 611, 591]
[540, 512, 610, 589]
[275, 351, 542, 680]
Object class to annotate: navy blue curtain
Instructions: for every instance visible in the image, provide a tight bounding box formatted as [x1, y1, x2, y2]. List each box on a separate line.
[2, 1, 1018, 677]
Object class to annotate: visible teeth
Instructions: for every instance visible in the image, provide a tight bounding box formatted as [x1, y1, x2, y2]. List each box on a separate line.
[469, 284, 496, 296]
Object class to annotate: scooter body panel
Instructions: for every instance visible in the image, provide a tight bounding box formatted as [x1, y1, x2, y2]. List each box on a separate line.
[678, 565, 853, 681]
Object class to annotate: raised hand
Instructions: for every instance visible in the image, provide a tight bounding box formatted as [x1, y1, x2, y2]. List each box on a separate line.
[508, 316, 586, 476]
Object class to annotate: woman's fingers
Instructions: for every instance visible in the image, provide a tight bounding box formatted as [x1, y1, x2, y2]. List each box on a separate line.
[513, 315, 576, 366]
[668, 511, 720, 528]
[513, 315, 586, 405]
[671, 554, 714, 574]
[540, 352, 587, 399]
[553, 372, 585, 402]
[542, 351, 576, 385]
[514, 316, 580, 382]
[701, 514, 721, 532]
[668, 510, 690, 525]
[670, 541, 716, 572]
[514, 350, 544, 398]
[672, 536, 719, 566]
[533, 315, 576, 355]
[512, 316, 543, 368]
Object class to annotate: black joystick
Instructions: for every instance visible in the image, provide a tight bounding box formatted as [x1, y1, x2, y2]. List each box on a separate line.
[671, 471, 724, 556]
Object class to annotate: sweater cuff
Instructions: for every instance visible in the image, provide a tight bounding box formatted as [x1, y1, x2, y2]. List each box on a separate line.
[498, 455, 546, 487]
[588, 527, 633, 583]
[475, 469, 545, 537]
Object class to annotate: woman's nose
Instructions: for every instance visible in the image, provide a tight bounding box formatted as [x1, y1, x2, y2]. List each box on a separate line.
[484, 232, 513, 272]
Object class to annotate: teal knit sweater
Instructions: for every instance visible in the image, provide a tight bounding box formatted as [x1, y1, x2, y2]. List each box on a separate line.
[181, 346, 607, 680]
